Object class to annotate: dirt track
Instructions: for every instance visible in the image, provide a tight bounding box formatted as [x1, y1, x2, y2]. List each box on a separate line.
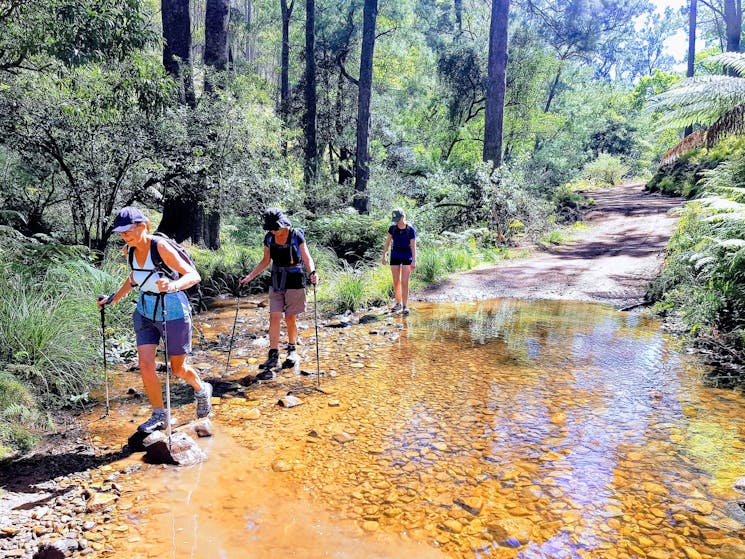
[417, 183, 683, 308]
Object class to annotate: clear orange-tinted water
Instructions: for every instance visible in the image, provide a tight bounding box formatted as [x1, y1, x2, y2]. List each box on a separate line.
[88, 298, 745, 558]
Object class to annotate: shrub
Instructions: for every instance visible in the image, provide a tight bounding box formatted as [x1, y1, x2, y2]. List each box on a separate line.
[582, 152, 629, 186]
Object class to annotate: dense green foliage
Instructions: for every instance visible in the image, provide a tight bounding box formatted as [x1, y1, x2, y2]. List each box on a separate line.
[650, 142, 745, 386]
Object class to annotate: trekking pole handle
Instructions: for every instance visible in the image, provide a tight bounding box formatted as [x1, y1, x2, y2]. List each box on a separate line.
[98, 293, 115, 305]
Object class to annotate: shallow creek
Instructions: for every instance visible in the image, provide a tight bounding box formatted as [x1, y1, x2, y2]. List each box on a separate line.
[84, 298, 745, 559]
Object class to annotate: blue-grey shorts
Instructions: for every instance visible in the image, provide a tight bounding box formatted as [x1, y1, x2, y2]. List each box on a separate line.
[133, 310, 192, 356]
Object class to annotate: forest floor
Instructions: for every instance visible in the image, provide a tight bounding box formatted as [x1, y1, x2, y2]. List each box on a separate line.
[418, 182, 683, 309]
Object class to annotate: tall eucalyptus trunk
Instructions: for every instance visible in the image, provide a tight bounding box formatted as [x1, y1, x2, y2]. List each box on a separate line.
[685, 0, 697, 136]
[304, 0, 318, 192]
[280, 0, 294, 120]
[483, 0, 510, 167]
[724, 0, 741, 54]
[204, 0, 230, 91]
[161, 0, 195, 107]
[354, 0, 378, 215]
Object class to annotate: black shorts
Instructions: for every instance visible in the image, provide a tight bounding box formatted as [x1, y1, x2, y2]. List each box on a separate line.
[390, 256, 412, 266]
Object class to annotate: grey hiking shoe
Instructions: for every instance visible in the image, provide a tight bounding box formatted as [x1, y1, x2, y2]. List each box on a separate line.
[282, 344, 300, 369]
[195, 382, 213, 418]
[402, 305, 410, 315]
[391, 302, 403, 313]
[137, 410, 169, 433]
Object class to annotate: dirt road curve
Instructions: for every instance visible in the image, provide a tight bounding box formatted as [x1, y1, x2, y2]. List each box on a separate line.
[417, 183, 684, 308]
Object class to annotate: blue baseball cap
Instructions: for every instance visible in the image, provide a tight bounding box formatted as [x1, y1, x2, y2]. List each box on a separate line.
[112, 207, 147, 232]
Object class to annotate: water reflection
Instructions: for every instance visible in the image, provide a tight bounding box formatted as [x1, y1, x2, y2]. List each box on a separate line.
[104, 298, 745, 559]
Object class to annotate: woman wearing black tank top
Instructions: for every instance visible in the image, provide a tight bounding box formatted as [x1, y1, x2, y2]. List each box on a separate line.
[240, 208, 318, 379]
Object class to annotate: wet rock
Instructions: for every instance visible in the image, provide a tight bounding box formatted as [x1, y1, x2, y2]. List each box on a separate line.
[193, 419, 213, 437]
[271, 460, 292, 472]
[328, 400, 340, 407]
[278, 394, 303, 408]
[241, 408, 262, 420]
[733, 477, 745, 494]
[86, 492, 117, 513]
[684, 499, 713, 515]
[33, 544, 64, 559]
[144, 432, 206, 466]
[487, 517, 533, 546]
[454, 496, 484, 515]
[359, 315, 379, 324]
[720, 542, 745, 559]
[440, 519, 463, 534]
[333, 432, 355, 444]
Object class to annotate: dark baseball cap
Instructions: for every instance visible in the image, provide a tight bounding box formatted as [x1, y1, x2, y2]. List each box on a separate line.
[112, 207, 147, 232]
[262, 208, 292, 231]
[392, 208, 405, 223]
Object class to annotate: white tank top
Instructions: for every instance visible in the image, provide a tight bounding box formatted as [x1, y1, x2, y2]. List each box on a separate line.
[131, 247, 161, 292]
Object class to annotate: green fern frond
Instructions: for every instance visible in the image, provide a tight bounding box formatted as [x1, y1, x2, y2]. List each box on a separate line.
[707, 52, 745, 76]
[651, 75, 745, 129]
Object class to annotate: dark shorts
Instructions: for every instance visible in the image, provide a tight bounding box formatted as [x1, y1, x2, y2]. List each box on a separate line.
[133, 310, 192, 356]
[390, 256, 413, 266]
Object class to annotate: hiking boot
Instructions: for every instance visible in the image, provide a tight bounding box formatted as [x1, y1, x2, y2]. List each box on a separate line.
[282, 343, 300, 369]
[195, 382, 213, 418]
[137, 409, 169, 434]
[258, 348, 280, 370]
[402, 305, 410, 315]
[391, 302, 403, 313]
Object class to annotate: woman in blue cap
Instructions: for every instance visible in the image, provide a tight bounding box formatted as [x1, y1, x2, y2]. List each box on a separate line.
[382, 208, 416, 314]
[96, 207, 212, 433]
[240, 208, 318, 379]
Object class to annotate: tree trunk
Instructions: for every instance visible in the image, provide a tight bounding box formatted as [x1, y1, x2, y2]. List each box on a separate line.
[158, 183, 220, 249]
[304, 0, 318, 191]
[354, 0, 378, 215]
[160, 0, 219, 249]
[454, 0, 462, 34]
[685, 0, 697, 136]
[205, 0, 230, 91]
[161, 0, 195, 107]
[724, 0, 741, 54]
[483, 0, 510, 167]
[280, 0, 293, 121]
[245, 0, 254, 61]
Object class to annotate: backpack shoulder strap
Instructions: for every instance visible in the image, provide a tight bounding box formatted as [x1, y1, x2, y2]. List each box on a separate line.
[290, 228, 303, 265]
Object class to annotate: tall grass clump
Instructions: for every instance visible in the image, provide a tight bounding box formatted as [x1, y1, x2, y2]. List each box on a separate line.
[0, 372, 52, 458]
[0, 269, 101, 402]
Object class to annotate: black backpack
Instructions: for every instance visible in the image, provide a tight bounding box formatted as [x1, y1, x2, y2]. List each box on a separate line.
[128, 233, 205, 312]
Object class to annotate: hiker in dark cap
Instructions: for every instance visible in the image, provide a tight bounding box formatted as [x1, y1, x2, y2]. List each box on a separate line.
[96, 206, 212, 433]
[240, 208, 318, 379]
[382, 208, 416, 315]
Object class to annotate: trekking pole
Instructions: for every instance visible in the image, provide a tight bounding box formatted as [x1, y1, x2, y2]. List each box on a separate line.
[97, 295, 111, 416]
[224, 280, 245, 377]
[313, 283, 321, 389]
[161, 294, 172, 447]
